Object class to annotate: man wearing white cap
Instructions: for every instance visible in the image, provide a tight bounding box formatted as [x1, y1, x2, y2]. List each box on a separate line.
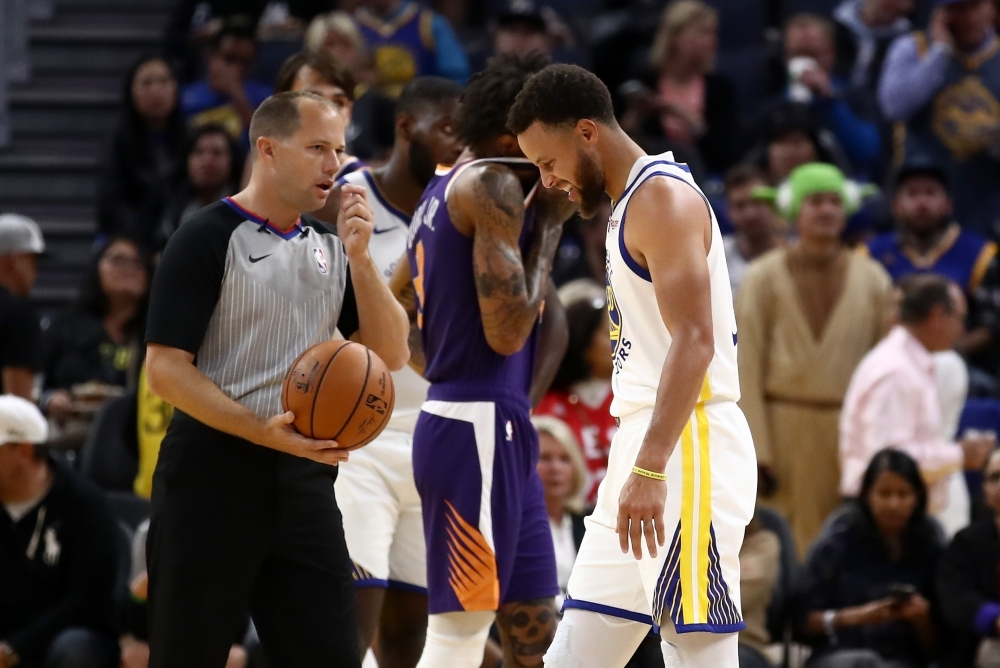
[0, 395, 119, 668]
[0, 213, 45, 399]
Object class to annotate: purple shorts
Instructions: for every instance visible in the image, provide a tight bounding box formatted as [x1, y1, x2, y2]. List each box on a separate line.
[412, 383, 558, 614]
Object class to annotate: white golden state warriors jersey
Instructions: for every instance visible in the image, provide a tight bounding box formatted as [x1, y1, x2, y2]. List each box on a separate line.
[339, 167, 429, 432]
[605, 153, 740, 418]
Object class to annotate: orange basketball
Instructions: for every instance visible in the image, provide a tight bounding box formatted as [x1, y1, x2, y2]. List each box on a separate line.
[281, 340, 395, 450]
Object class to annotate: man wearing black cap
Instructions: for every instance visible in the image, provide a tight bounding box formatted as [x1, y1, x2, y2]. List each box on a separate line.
[866, 162, 1000, 378]
[494, 0, 551, 58]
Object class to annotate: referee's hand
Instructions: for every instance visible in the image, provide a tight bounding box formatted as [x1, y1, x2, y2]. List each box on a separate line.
[258, 411, 350, 466]
[337, 183, 374, 261]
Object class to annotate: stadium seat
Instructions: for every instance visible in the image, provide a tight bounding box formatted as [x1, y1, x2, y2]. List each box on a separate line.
[79, 392, 139, 493]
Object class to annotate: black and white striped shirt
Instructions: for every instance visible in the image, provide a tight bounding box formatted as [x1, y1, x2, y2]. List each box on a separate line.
[146, 198, 359, 418]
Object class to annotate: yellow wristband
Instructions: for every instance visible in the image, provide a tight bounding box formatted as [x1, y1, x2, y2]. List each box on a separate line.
[631, 465, 666, 481]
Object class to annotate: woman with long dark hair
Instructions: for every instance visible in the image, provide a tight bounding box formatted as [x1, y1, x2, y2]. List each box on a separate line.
[797, 449, 941, 668]
[536, 279, 616, 507]
[97, 55, 187, 240]
[153, 123, 244, 251]
[41, 237, 152, 422]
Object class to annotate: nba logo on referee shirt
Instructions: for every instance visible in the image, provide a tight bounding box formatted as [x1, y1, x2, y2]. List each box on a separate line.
[312, 247, 329, 274]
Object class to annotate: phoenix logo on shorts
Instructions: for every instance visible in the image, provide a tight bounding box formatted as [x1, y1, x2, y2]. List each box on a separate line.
[312, 247, 329, 275]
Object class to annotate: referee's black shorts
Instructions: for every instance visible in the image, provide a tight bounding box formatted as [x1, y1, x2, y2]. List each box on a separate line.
[146, 411, 360, 668]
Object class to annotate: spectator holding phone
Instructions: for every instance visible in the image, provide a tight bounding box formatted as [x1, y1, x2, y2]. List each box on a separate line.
[797, 449, 942, 668]
[937, 448, 1000, 668]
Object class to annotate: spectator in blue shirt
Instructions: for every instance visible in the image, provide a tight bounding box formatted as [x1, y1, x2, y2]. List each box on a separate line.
[353, 0, 471, 96]
[796, 449, 941, 668]
[180, 19, 272, 146]
[782, 13, 883, 180]
[879, 0, 1000, 239]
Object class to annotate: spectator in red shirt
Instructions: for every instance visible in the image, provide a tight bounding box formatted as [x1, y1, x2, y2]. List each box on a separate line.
[536, 279, 616, 506]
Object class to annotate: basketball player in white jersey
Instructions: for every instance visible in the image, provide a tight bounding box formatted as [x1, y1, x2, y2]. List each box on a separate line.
[508, 65, 757, 667]
[328, 76, 463, 666]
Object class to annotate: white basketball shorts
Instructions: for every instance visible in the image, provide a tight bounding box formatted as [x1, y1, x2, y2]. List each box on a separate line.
[564, 400, 757, 633]
[336, 428, 427, 592]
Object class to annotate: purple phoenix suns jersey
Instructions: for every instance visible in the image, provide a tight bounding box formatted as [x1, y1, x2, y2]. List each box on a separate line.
[406, 159, 540, 399]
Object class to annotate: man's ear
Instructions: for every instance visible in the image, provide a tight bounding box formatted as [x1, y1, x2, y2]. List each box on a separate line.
[396, 112, 415, 142]
[576, 119, 599, 145]
[256, 136, 275, 162]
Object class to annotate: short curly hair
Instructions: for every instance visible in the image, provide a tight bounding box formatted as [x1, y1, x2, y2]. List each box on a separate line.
[507, 64, 616, 135]
[457, 53, 550, 146]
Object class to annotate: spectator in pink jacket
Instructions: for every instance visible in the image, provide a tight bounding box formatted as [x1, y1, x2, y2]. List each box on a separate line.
[840, 273, 994, 526]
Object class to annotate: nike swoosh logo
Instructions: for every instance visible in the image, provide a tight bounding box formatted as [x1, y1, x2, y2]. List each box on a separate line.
[249, 254, 272, 263]
[372, 227, 398, 235]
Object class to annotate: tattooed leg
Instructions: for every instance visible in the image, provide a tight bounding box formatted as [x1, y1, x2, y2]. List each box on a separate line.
[497, 598, 557, 668]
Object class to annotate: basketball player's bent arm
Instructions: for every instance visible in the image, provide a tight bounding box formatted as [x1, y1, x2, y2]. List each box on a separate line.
[454, 163, 574, 356]
[339, 185, 410, 371]
[529, 280, 568, 406]
[616, 179, 716, 560]
[388, 254, 426, 375]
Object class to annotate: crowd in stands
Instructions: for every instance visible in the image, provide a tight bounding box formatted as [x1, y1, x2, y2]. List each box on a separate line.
[5, 0, 1000, 666]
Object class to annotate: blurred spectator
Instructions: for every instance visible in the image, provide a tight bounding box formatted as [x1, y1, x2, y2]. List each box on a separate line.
[832, 0, 913, 97]
[746, 102, 851, 184]
[353, 0, 471, 95]
[96, 55, 186, 240]
[305, 14, 398, 161]
[738, 163, 893, 556]
[493, 1, 551, 58]
[164, 1, 266, 81]
[0, 395, 119, 668]
[619, 0, 740, 174]
[41, 238, 151, 423]
[119, 520, 250, 668]
[272, 50, 362, 177]
[181, 19, 272, 145]
[305, 11, 375, 88]
[722, 165, 784, 297]
[797, 449, 941, 668]
[536, 279, 616, 506]
[937, 448, 1000, 668]
[531, 415, 588, 603]
[782, 14, 882, 179]
[0, 214, 43, 400]
[154, 124, 243, 251]
[880, 0, 1000, 239]
[866, 162, 1000, 381]
[739, 511, 782, 668]
[840, 274, 994, 530]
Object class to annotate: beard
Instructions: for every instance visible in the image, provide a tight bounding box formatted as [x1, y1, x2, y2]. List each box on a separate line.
[408, 136, 437, 188]
[575, 148, 606, 219]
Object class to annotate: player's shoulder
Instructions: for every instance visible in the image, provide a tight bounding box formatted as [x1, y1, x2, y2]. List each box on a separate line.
[167, 200, 244, 249]
[336, 164, 368, 188]
[625, 173, 706, 236]
[453, 161, 522, 205]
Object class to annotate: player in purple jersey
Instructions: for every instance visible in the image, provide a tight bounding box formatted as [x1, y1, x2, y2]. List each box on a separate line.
[389, 54, 576, 668]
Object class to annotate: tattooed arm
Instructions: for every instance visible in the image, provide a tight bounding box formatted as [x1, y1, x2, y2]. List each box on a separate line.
[529, 280, 568, 407]
[388, 253, 426, 375]
[450, 163, 574, 356]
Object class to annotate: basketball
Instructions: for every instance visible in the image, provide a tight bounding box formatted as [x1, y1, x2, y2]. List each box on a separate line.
[281, 340, 395, 450]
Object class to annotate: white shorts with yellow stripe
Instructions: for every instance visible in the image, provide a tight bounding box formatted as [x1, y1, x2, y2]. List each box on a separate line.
[564, 400, 757, 634]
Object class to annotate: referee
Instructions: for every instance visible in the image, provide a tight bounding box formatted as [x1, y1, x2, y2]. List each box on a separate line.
[143, 91, 409, 668]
